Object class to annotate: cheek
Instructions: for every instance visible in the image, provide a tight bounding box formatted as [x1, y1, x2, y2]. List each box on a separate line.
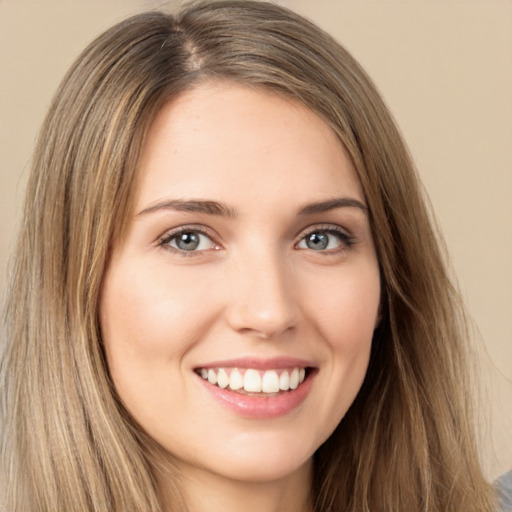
[99, 260, 224, 414]
[99, 259, 221, 428]
[305, 263, 379, 425]
[308, 262, 381, 349]
[101, 260, 215, 360]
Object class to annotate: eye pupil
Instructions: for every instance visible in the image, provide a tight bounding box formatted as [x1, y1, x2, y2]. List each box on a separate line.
[176, 232, 200, 251]
[306, 232, 329, 250]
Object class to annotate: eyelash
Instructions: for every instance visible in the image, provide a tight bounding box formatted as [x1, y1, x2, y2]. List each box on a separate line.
[298, 225, 357, 253]
[158, 226, 218, 257]
[158, 224, 357, 257]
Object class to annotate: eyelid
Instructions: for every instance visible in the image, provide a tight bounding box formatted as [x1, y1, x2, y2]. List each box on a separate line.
[158, 224, 221, 255]
[295, 223, 357, 250]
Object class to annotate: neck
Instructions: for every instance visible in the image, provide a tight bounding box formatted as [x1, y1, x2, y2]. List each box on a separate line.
[157, 457, 314, 512]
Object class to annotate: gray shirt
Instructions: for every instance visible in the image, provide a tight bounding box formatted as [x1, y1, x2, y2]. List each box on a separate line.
[496, 470, 512, 512]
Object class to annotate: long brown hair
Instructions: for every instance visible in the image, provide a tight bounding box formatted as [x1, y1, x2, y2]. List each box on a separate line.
[0, 1, 497, 511]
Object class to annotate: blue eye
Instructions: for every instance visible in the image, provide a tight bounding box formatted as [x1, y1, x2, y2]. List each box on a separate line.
[297, 228, 353, 251]
[161, 230, 216, 253]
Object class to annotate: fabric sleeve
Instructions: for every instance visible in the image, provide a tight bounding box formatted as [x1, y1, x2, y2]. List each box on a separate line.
[496, 469, 512, 512]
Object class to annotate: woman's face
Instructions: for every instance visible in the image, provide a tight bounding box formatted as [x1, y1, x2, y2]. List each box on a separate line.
[100, 82, 380, 486]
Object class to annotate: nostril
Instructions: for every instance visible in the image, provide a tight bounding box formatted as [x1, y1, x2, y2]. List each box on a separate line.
[225, 302, 299, 340]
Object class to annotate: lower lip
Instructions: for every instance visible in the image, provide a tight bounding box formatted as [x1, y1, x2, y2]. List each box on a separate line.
[197, 372, 315, 419]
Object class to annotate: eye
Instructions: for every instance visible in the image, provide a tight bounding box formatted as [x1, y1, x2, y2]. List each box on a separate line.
[296, 227, 354, 252]
[160, 228, 218, 254]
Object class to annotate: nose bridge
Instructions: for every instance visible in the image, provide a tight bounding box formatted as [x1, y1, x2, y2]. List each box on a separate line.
[226, 244, 298, 338]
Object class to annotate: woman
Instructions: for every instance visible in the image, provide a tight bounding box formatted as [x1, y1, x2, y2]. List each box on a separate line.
[0, 1, 501, 511]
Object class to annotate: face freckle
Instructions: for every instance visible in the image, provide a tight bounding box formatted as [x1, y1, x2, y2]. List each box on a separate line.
[99, 81, 381, 487]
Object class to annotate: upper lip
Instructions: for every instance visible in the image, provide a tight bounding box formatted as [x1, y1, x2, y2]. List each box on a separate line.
[194, 356, 316, 371]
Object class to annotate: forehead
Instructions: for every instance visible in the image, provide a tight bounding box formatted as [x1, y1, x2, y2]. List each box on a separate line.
[135, 81, 364, 211]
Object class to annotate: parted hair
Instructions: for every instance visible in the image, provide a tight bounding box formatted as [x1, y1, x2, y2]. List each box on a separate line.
[0, 1, 497, 511]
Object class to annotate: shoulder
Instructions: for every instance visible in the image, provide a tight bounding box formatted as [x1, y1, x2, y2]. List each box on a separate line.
[496, 469, 512, 512]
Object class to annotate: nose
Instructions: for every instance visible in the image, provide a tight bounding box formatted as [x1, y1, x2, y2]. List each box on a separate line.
[225, 251, 299, 340]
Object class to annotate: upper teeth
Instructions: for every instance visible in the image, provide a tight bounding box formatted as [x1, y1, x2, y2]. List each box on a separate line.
[198, 367, 307, 393]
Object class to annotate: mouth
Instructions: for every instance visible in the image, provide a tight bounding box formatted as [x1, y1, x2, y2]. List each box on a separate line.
[194, 358, 317, 418]
[195, 366, 311, 396]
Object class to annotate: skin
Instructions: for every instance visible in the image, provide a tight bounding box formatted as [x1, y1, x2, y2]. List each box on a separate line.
[100, 82, 381, 512]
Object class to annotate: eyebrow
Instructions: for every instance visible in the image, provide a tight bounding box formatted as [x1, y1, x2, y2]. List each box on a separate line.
[137, 199, 238, 217]
[137, 196, 367, 218]
[298, 197, 368, 216]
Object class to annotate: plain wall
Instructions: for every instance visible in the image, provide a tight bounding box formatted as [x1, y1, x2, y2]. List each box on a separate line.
[1, 0, 511, 478]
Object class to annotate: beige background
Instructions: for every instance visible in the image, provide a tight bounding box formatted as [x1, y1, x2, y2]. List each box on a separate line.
[0, 0, 511, 478]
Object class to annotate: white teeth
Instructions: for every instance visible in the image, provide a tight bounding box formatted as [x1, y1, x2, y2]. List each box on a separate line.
[279, 370, 290, 390]
[262, 370, 279, 393]
[207, 369, 217, 385]
[289, 368, 300, 389]
[229, 368, 243, 390]
[217, 368, 229, 389]
[243, 369, 262, 392]
[198, 367, 308, 393]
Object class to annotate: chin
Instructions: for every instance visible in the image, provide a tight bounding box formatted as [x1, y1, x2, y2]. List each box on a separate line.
[157, 427, 315, 485]
[201, 451, 312, 484]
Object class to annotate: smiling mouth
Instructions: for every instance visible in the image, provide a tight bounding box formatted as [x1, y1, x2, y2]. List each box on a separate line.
[195, 367, 310, 395]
